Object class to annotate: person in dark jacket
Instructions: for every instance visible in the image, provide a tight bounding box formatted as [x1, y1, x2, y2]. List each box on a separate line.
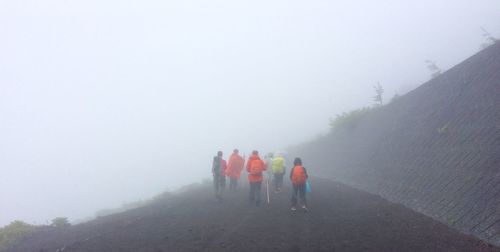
[212, 151, 227, 201]
[290, 157, 308, 211]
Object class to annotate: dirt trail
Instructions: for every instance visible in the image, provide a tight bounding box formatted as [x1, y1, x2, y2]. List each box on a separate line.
[6, 178, 500, 252]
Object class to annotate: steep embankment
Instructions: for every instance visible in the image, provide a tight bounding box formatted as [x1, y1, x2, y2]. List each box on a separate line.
[292, 43, 500, 245]
[5, 178, 498, 252]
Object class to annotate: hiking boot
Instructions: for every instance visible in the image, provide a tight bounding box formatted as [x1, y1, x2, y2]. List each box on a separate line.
[291, 206, 297, 211]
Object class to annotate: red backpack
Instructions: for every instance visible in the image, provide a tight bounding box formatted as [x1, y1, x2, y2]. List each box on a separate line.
[249, 159, 263, 175]
[291, 165, 307, 185]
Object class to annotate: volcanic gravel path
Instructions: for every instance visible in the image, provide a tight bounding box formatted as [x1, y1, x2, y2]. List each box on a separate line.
[6, 178, 499, 252]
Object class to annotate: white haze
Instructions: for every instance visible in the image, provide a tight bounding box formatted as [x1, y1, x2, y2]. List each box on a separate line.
[0, 0, 498, 226]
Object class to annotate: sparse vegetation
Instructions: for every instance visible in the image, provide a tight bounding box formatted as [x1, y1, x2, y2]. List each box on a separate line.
[480, 27, 498, 49]
[95, 200, 150, 217]
[373, 82, 384, 106]
[51, 217, 70, 228]
[425, 60, 442, 79]
[0, 220, 36, 251]
[438, 122, 450, 134]
[329, 107, 374, 133]
[329, 84, 389, 133]
[390, 93, 400, 103]
[152, 191, 173, 202]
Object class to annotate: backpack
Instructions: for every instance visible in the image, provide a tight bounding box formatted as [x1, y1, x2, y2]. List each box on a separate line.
[249, 159, 263, 176]
[271, 157, 285, 174]
[291, 165, 307, 185]
[213, 157, 222, 175]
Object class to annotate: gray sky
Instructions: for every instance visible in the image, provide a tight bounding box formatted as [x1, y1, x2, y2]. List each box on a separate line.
[1, 0, 499, 226]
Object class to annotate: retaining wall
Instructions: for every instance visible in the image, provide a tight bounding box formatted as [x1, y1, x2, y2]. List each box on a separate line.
[293, 43, 500, 245]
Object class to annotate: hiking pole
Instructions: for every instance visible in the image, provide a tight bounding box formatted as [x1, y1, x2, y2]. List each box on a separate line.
[266, 177, 270, 205]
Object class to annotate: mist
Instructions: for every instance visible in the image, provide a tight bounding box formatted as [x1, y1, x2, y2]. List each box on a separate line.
[1, 0, 499, 226]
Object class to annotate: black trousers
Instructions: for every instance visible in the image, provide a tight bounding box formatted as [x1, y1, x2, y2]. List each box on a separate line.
[291, 184, 307, 207]
[229, 177, 238, 190]
[249, 181, 262, 205]
[213, 175, 225, 199]
[273, 173, 284, 191]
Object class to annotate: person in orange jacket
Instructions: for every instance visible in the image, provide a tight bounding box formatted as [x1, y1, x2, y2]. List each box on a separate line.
[212, 151, 227, 202]
[226, 149, 245, 191]
[290, 157, 308, 211]
[246, 150, 266, 206]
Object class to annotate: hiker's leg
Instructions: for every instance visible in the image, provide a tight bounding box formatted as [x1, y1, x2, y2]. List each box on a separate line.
[291, 185, 298, 207]
[255, 181, 262, 205]
[299, 184, 307, 207]
[229, 178, 234, 190]
[213, 175, 220, 197]
[220, 176, 226, 193]
[277, 173, 284, 190]
[249, 182, 255, 202]
[273, 174, 279, 191]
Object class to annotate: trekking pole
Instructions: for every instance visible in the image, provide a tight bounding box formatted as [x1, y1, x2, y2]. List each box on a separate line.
[266, 177, 270, 205]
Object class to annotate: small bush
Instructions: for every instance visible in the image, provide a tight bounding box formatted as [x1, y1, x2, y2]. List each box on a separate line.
[0, 220, 36, 250]
[95, 200, 150, 218]
[51, 217, 70, 228]
[373, 82, 384, 106]
[480, 27, 498, 49]
[425, 60, 442, 79]
[329, 107, 374, 132]
[390, 93, 400, 103]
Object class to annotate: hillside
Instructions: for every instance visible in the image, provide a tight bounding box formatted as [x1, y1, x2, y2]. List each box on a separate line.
[291, 42, 500, 245]
[4, 42, 500, 252]
[5, 178, 499, 252]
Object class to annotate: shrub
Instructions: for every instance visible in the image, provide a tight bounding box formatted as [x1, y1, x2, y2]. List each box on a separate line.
[425, 60, 442, 79]
[480, 27, 498, 49]
[51, 217, 70, 228]
[390, 93, 400, 103]
[329, 107, 374, 133]
[373, 82, 384, 106]
[0, 220, 36, 250]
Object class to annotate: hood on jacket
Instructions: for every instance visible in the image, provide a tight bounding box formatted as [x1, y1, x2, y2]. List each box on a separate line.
[248, 154, 261, 161]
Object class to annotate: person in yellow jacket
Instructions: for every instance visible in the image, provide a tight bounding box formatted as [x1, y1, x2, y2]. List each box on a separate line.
[271, 153, 286, 193]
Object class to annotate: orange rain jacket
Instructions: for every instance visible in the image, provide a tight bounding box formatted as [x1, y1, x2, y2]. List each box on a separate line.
[246, 154, 266, 183]
[226, 153, 245, 179]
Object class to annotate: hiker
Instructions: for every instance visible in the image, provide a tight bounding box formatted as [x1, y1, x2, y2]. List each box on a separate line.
[212, 151, 227, 201]
[290, 157, 308, 211]
[246, 150, 266, 206]
[226, 149, 245, 190]
[271, 153, 286, 193]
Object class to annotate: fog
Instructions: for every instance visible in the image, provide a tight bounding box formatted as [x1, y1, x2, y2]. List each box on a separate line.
[0, 0, 498, 226]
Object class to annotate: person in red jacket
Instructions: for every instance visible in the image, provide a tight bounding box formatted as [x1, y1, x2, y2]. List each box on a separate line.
[226, 149, 245, 191]
[246, 150, 266, 206]
[290, 157, 308, 211]
[212, 151, 227, 202]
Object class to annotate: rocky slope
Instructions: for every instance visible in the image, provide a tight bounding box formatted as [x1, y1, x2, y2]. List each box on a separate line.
[292, 43, 500, 245]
